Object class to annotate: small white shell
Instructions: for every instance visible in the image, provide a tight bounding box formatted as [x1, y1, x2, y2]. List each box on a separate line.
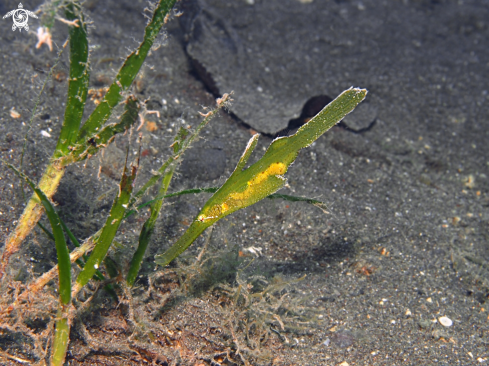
[438, 316, 453, 327]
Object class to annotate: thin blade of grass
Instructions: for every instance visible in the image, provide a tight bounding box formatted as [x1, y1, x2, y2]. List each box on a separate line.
[3, 161, 71, 305]
[73, 154, 138, 294]
[54, 95, 140, 169]
[59, 220, 118, 299]
[129, 94, 231, 209]
[265, 193, 329, 213]
[51, 306, 70, 366]
[4, 167, 78, 363]
[58, 220, 101, 279]
[126, 124, 190, 285]
[127, 131, 194, 285]
[126, 166, 175, 286]
[37, 221, 55, 241]
[26, 205, 116, 295]
[77, 0, 177, 142]
[125, 97, 231, 284]
[104, 256, 120, 279]
[40, 0, 63, 30]
[23, 237, 96, 299]
[155, 88, 367, 267]
[54, 1, 89, 159]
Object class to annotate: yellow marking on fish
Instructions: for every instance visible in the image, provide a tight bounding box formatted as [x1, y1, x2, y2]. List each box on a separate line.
[234, 162, 287, 200]
[197, 162, 287, 222]
[197, 162, 287, 223]
[247, 162, 286, 187]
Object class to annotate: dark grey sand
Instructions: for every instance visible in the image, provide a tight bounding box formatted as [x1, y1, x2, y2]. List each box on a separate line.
[0, 0, 488, 364]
